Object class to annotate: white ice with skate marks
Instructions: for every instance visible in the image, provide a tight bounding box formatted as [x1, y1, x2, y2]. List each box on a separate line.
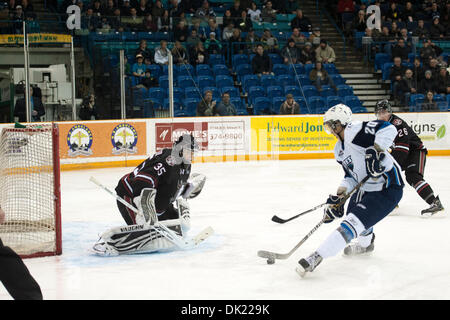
[0, 157, 449, 299]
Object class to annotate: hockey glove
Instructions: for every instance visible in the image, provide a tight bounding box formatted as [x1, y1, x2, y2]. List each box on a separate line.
[323, 195, 345, 223]
[365, 147, 386, 178]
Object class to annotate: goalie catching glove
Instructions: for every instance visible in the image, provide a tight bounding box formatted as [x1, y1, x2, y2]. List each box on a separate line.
[323, 194, 345, 223]
[181, 173, 206, 199]
[365, 146, 386, 178]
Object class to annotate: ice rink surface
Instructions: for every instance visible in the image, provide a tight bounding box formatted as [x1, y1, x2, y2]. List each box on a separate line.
[1, 157, 449, 300]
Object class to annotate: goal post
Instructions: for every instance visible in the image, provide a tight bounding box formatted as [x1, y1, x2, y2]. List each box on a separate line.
[0, 123, 62, 258]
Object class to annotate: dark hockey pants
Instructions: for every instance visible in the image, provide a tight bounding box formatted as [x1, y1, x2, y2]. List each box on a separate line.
[404, 149, 435, 204]
[0, 239, 43, 300]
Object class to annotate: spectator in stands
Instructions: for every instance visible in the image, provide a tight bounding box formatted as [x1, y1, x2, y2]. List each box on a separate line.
[299, 42, 316, 64]
[252, 44, 273, 76]
[309, 61, 336, 92]
[419, 70, 437, 94]
[291, 28, 307, 48]
[291, 9, 312, 32]
[79, 94, 99, 120]
[126, 7, 143, 31]
[395, 68, 418, 107]
[135, 40, 153, 62]
[189, 41, 209, 66]
[157, 10, 170, 31]
[240, 0, 253, 12]
[186, 0, 204, 14]
[223, 9, 234, 28]
[140, 69, 159, 89]
[169, 0, 184, 20]
[104, 0, 116, 17]
[429, 16, 446, 40]
[14, 87, 45, 122]
[391, 38, 411, 61]
[309, 27, 321, 46]
[0, 7, 10, 34]
[442, 2, 450, 27]
[8, 0, 17, 12]
[174, 19, 189, 42]
[351, 10, 367, 32]
[279, 94, 300, 114]
[191, 18, 208, 41]
[20, 0, 33, 14]
[337, 0, 354, 30]
[281, 39, 300, 65]
[92, 0, 103, 17]
[137, 0, 151, 17]
[120, 0, 132, 16]
[248, 1, 261, 22]
[152, 0, 165, 18]
[402, 1, 416, 22]
[285, 0, 298, 14]
[132, 54, 146, 79]
[187, 29, 201, 48]
[375, 26, 395, 56]
[261, 1, 277, 23]
[229, 28, 246, 54]
[230, 1, 242, 19]
[197, 90, 216, 116]
[215, 92, 237, 116]
[398, 28, 411, 45]
[427, 58, 441, 78]
[390, 56, 407, 102]
[206, 18, 221, 40]
[413, 57, 425, 83]
[315, 39, 336, 64]
[422, 90, 438, 111]
[172, 41, 189, 65]
[237, 9, 253, 32]
[195, 0, 216, 22]
[155, 40, 170, 65]
[436, 66, 450, 95]
[143, 13, 158, 32]
[390, 21, 401, 38]
[81, 8, 99, 31]
[223, 23, 235, 41]
[413, 19, 430, 40]
[420, 38, 443, 65]
[386, 2, 401, 22]
[205, 32, 222, 54]
[245, 28, 260, 53]
[428, 2, 441, 21]
[109, 8, 123, 31]
[261, 28, 278, 53]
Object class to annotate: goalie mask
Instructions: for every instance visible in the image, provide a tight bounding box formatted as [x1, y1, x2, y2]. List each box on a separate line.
[172, 134, 199, 164]
[323, 104, 352, 134]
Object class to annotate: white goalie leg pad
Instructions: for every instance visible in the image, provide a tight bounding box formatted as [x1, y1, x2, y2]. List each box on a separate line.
[93, 224, 177, 255]
[133, 188, 158, 225]
[176, 197, 191, 232]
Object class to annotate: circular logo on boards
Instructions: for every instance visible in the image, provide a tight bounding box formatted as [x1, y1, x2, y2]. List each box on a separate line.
[67, 124, 93, 157]
[111, 123, 138, 155]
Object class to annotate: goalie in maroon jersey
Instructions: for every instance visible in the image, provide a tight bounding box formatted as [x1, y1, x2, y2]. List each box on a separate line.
[92, 134, 207, 256]
[375, 100, 444, 216]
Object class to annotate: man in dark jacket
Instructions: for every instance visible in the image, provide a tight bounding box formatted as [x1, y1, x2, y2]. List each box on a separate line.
[419, 70, 437, 94]
[13, 86, 45, 122]
[290, 9, 312, 32]
[395, 68, 418, 107]
[391, 38, 410, 61]
[251, 44, 273, 75]
[390, 57, 406, 103]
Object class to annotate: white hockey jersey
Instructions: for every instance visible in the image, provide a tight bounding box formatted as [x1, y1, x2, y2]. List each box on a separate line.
[334, 120, 404, 192]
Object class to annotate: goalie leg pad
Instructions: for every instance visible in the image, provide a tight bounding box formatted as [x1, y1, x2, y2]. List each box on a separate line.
[133, 188, 158, 225]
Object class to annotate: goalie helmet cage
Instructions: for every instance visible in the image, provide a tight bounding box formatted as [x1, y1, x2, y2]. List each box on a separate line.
[0, 123, 62, 258]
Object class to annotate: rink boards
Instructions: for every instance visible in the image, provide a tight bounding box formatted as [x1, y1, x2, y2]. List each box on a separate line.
[1, 112, 449, 170]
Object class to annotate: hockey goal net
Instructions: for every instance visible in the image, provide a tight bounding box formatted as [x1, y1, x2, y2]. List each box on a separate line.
[0, 123, 61, 258]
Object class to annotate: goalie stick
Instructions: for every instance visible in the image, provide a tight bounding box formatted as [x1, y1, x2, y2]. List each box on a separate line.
[258, 175, 370, 262]
[89, 176, 214, 250]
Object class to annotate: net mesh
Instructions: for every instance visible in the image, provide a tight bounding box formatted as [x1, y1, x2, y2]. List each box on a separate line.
[0, 124, 60, 257]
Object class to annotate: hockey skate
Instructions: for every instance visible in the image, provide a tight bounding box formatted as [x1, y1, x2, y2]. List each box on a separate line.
[295, 252, 323, 278]
[421, 196, 444, 217]
[343, 234, 375, 256]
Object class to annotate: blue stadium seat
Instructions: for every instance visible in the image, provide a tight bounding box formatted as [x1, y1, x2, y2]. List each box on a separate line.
[209, 54, 225, 66]
[253, 97, 272, 115]
[304, 63, 314, 75]
[352, 106, 368, 113]
[213, 64, 230, 76]
[196, 64, 213, 77]
[409, 94, 425, 111]
[323, 63, 338, 75]
[302, 85, 319, 99]
[382, 62, 394, 81]
[236, 64, 253, 82]
[248, 86, 266, 105]
[147, 87, 165, 104]
[295, 97, 310, 114]
[375, 53, 391, 72]
[260, 74, 277, 87]
[344, 95, 364, 111]
[267, 86, 284, 99]
[230, 97, 245, 111]
[162, 65, 178, 78]
[284, 85, 302, 97]
[242, 75, 260, 93]
[197, 75, 214, 89]
[215, 75, 234, 88]
[288, 64, 305, 76]
[330, 74, 346, 86]
[132, 87, 147, 108]
[146, 65, 161, 79]
[307, 96, 326, 114]
[268, 53, 283, 65]
[183, 98, 200, 116]
[163, 98, 182, 110]
[220, 86, 240, 98]
[272, 97, 285, 113]
[326, 96, 344, 108]
[295, 74, 311, 86]
[336, 84, 354, 98]
[177, 64, 195, 77]
[276, 74, 295, 87]
[177, 75, 197, 89]
[232, 54, 250, 69]
[169, 87, 184, 101]
[159, 75, 170, 88]
[273, 64, 289, 76]
[184, 87, 202, 100]
[319, 85, 335, 98]
[174, 109, 190, 117]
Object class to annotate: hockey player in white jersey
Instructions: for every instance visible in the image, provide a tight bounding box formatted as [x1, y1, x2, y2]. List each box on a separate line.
[296, 104, 404, 277]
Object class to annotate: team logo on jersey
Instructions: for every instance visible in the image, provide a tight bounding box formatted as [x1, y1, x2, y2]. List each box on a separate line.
[111, 123, 138, 155]
[342, 155, 358, 181]
[393, 119, 402, 126]
[67, 124, 93, 157]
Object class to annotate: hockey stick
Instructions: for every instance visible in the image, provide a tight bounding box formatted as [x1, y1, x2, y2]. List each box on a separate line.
[258, 175, 370, 262]
[89, 176, 202, 249]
